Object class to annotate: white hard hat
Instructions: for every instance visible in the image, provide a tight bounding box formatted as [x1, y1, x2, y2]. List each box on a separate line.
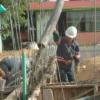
[65, 26, 77, 38]
[28, 42, 39, 50]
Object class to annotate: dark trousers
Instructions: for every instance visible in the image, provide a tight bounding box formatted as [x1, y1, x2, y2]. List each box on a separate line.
[57, 65, 75, 82]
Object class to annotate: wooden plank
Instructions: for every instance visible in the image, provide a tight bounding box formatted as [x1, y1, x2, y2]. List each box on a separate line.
[28, 87, 42, 100]
[41, 84, 100, 100]
[0, 78, 6, 91]
[42, 89, 54, 100]
[4, 88, 20, 100]
[73, 88, 93, 99]
[77, 94, 100, 100]
[42, 84, 100, 89]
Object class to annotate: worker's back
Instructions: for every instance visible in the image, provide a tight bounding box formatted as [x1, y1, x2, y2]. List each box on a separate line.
[2, 56, 21, 74]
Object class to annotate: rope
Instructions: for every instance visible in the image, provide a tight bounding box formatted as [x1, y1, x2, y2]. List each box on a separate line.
[10, 0, 20, 50]
[24, 0, 36, 98]
[56, 62, 66, 100]
[9, 12, 16, 50]
[29, 0, 35, 42]
[15, 1, 22, 49]
[25, 0, 31, 42]
[93, 0, 98, 99]
[40, 0, 43, 42]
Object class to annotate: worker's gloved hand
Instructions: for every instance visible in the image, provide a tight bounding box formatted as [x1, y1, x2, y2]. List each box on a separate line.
[65, 59, 72, 65]
[69, 54, 79, 60]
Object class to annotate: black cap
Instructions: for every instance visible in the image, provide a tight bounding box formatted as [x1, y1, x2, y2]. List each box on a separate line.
[53, 31, 59, 42]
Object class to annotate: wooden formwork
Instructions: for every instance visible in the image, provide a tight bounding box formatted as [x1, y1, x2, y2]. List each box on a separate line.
[41, 83, 100, 100]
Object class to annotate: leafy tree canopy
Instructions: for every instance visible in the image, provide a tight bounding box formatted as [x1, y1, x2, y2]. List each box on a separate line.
[0, 0, 48, 40]
[0, 0, 27, 39]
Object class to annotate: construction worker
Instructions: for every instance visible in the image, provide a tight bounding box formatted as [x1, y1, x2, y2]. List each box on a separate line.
[56, 26, 80, 82]
[0, 56, 32, 82]
[0, 57, 21, 81]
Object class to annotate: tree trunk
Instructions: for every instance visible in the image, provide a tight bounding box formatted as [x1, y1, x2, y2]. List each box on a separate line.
[40, 0, 64, 47]
[28, 0, 64, 96]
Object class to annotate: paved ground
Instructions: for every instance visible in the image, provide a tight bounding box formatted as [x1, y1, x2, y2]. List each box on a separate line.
[80, 45, 100, 60]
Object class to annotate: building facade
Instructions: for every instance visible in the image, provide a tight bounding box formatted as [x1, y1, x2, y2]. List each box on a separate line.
[30, 0, 100, 45]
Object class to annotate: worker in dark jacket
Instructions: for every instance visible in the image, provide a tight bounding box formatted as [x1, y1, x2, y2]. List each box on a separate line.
[56, 26, 80, 82]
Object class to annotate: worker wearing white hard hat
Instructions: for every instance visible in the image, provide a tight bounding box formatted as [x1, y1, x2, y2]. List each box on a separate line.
[56, 26, 80, 82]
[65, 26, 77, 39]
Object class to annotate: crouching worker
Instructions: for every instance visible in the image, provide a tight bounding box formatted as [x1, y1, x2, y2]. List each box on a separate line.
[0, 56, 31, 82]
[0, 56, 21, 82]
[56, 26, 80, 82]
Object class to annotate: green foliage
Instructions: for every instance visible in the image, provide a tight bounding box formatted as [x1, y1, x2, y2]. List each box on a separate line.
[1, 12, 11, 40]
[0, 0, 27, 40]
[0, 0, 48, 40]
[17, 1, 27, 27]
[0, 0, 11, 6]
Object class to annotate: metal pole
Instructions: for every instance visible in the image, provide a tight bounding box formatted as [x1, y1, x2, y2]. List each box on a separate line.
[9, 12, 16, 50]
[22, 50, 27, 100]
[94, 0, 98, 99]
[0, 15, 2, 53]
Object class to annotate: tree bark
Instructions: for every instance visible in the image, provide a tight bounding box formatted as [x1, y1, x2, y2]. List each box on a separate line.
[40, 0, 64, 47]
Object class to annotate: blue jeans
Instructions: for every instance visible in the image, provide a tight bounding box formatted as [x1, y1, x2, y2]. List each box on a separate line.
[57, 65, 75, 82]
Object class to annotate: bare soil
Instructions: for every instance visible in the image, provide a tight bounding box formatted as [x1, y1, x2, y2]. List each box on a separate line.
[77, 56, 100, 81]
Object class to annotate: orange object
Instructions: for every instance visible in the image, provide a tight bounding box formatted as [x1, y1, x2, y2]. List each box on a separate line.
[0, 68, 5, 79]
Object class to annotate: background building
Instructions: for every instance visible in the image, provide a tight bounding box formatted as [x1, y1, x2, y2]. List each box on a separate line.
[29, 0, 100, 45]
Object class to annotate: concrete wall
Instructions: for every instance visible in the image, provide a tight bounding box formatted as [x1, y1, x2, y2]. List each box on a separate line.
[77, 32, 100, 45]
